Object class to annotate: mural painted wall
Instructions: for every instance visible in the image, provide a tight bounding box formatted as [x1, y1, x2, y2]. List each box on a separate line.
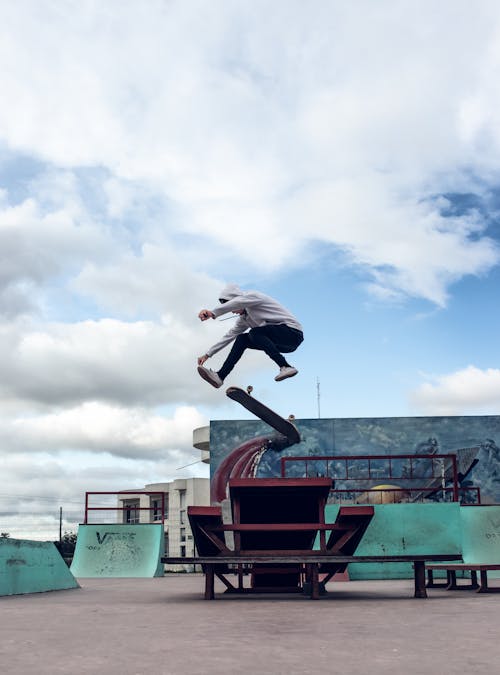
[210, 415, 500, 503]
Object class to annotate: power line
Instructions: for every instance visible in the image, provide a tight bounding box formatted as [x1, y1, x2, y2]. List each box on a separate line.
[0, 493, 84, 504]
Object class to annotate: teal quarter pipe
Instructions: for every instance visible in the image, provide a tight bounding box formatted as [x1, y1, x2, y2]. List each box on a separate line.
[70, 524, 164, 577]
[0, 538, 79, 596]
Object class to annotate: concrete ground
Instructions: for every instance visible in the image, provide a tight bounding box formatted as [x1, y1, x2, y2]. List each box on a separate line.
[0, 574, 498, 675]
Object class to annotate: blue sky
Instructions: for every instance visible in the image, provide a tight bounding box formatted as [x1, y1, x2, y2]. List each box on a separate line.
[1, 0, 499, 538]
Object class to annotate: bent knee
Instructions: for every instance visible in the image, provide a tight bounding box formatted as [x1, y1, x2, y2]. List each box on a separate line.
[235, 333, 251, 346]
[247, 327, 267, 345]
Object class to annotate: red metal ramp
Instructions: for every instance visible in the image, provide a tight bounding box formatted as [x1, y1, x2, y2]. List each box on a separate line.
[187, 506, 224, 557]
[229, 478, 332, 552]
[187, 481, 372, 594]
[228, 478, 332, 591]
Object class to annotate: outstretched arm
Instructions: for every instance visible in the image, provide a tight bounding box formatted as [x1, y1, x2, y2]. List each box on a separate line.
[197, 311, 249, 363]
[197, 310, 214, 364]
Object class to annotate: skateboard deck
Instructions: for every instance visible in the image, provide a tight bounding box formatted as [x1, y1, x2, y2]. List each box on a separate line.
[226, 386, 301, 445]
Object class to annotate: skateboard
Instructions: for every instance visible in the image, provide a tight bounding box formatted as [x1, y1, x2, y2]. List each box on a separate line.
[226, 386, 301, 445]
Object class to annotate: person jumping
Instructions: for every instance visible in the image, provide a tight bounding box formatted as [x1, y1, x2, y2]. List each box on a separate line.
[197, 283, 304, 388]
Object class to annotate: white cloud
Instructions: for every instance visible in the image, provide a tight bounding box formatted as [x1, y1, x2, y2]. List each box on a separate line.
[0, 402, 206, 458]
[0, 317, 218, 407]
[1, 2, 500, 303]
[0, 174, 112, 316]
[72, 243, 224, 321]
[410, 365, 500, 415]
[283, 178, 499, 306]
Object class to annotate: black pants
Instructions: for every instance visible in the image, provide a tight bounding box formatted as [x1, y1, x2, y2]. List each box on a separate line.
[218, 324, 304, 380]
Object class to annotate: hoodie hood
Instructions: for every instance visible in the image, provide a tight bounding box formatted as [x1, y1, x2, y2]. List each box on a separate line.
[218, 283, 242, 301]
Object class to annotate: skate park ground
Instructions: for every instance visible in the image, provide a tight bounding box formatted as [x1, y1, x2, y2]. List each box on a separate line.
[1, 575, 498, 675]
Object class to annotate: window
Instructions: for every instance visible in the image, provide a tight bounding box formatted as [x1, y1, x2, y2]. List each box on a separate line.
[123, 499, 140, 524]
[179, 489, 186, 509]
[150, 497, 163, 522]
[180, 528, 186, 543]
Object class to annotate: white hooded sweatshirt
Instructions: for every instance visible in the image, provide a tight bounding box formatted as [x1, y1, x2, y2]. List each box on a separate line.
[205, 284, 303, 357]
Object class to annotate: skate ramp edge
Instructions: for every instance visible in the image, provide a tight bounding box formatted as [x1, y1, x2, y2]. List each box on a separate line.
[0, 538, 79, 596]
[324, 502, 462, 580]
[460, 505, 500, 578]
[70, 524, 164, 578]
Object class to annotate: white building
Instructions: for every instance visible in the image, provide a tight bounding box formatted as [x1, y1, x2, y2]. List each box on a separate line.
[117, 426, 211, 569]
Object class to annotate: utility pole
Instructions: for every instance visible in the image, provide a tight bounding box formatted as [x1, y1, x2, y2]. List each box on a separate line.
[59, 507, 63, 543]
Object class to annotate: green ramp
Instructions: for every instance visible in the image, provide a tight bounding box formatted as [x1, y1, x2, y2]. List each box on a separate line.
[323, 502, 462, 579]
[460, 505, 500, 578]
[70, 524, 164, 578]
[0, 538, 79, 596]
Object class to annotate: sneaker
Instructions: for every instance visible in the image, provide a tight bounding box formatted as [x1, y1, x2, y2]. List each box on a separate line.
[197, 366, 223, 388]
[275, 366, 298, 382]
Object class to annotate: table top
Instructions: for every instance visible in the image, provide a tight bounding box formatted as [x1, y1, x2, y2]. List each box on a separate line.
[162, 554, 463, 564]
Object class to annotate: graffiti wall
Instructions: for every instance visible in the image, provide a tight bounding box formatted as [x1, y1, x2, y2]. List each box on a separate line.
[210, 415, 500, 503]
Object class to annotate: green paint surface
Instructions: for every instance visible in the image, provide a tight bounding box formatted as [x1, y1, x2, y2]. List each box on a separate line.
[322, 503, 462, 579]
[70, 524, 164, 578]
[0, 538, 79, 596]
[460, 505, 500, 578]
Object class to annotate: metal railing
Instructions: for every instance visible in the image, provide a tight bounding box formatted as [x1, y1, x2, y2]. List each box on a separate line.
[83, 491, 166, 524]
[326, 486, 481, 505]
[280, 453, 477, 503]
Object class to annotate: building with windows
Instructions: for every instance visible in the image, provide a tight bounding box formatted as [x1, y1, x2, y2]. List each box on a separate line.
[117, 426, 211, 570]
[118, 477, 209, 562]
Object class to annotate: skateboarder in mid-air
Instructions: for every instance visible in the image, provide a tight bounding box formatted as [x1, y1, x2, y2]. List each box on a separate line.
[197, 283, 304, 388]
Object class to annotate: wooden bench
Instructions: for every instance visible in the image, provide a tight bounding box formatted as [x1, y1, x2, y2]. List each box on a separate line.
[162, 554, 462, 600]
[426, 563, 500, 593]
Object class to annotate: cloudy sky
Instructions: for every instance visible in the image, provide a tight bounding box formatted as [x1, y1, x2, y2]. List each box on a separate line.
[1, 0, 500, 539]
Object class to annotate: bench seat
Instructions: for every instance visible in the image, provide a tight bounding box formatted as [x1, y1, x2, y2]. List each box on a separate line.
[162, 554, 462, 599]
[426, 563, 500, 593]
